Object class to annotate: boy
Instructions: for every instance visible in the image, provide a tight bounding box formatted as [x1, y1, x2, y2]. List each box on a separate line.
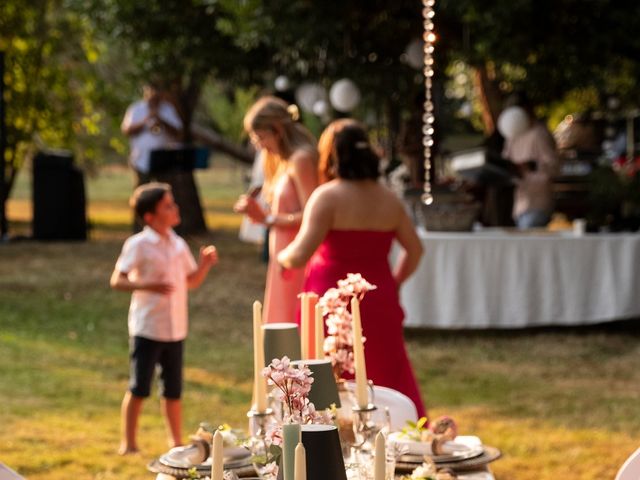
[110, 182, 218, 455]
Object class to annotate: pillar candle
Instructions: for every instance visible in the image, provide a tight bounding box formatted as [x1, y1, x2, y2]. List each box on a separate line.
[300, 294, 309, 360]
[211, 429, 224, 480]
[314, 302, 324, 359]
[351, 297, 369, 408]
[374, 432, 386, 480]
[283, 423, 301, 480]
[294, 442, 307, 480]
[253, 301, 268, 412]
[306, 293, 319, 358]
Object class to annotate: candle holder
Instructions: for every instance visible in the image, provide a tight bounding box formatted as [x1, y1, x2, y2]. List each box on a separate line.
[351, 404, 380, 456]
[246, 408, 278, 480]
[247, 408, 275, 439]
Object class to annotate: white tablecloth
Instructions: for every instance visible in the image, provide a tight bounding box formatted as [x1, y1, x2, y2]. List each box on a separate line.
[400, 228, 640, 328]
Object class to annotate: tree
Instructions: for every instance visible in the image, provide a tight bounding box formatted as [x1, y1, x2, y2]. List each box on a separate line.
[0, 0, 118, 237]
[437, 0, 640, 132]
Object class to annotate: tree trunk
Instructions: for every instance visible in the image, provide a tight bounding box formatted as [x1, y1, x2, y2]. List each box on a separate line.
[154, 169, 207, 236]
[472, 63, 503, 135]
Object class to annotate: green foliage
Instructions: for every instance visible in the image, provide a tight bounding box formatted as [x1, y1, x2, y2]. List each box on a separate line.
[438, 0, 640, 109]
[197, 83, 260, 143]
[0, 0, 131, 197]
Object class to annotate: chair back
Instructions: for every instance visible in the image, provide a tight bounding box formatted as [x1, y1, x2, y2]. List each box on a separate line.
[371, 384, 419, 431]
[616, 447, 640, 480]
[0, 464, 25, 480]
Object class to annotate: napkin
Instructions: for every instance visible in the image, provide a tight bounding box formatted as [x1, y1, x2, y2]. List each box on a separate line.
[389, 433, 482, 456]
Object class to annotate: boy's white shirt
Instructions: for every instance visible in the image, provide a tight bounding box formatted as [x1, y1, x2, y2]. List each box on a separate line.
[115, 226, 197, 341]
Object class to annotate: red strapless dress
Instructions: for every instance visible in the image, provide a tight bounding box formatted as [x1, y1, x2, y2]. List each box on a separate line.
[302, 230, 426, 417]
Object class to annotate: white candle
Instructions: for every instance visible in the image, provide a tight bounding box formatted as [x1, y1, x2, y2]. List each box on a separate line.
[351, 297, 369, 408]
[282, 423, 301, 480]
[300, 294, 309, 359]
[307, 293, 318, 358]
[294, 441, 306, 480]
[253, 300, 268, 412]
[374, 432, 386, 480]
[211, 429, 224, 480]
[314, 302, 324, 359]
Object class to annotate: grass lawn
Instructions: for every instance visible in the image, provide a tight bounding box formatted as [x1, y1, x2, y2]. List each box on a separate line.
[1, 159, 640, 479]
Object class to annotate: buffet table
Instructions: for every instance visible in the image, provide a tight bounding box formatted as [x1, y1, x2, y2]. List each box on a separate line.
[400, 228, 640, 329]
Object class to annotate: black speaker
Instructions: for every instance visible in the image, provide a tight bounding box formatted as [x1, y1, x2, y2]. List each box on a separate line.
[32, 151, 87, 240]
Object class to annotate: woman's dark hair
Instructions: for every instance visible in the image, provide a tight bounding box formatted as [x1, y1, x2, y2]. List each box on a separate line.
[333, 123, 380, 180]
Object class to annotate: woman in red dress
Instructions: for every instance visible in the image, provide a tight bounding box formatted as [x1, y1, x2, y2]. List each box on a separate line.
[278, 119, 426, 417]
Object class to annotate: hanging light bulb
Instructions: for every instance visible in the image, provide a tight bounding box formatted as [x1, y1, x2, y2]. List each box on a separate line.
[421, 0, 437, 205]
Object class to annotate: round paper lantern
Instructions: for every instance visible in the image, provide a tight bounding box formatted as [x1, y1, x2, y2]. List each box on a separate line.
[497, 106, 530, 140]
[329, 79, 361, 112]
[404, 39, 424, 70]
[274, 75, 290, 92]
[295, 83, 327, 113]
[312, 99, 330, 117]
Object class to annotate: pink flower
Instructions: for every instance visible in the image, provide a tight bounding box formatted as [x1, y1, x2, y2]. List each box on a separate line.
[319, 274, 376, 380]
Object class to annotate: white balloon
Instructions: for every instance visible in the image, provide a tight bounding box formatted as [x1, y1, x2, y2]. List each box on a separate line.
[497, 106, 530, 140]
[295, 83, 327, 113]
[329, 79, 361, 112]
[274, 75, 290, 92]
[458, 101, 473, 118]
[312, 99, 330, 117]
[404, 39, 424, 70]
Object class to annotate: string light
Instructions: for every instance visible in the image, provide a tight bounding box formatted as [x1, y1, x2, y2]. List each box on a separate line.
[422, 0, 436, 205]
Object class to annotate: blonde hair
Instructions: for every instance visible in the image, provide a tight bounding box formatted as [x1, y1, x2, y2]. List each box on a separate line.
[244, 96, 317, 200]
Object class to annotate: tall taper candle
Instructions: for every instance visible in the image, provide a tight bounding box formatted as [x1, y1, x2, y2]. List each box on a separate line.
[294, 441, 307, 480]
[300, 294, 309, 359]
[374, 431, 386, 480]
[211, 429, 224, 480]
[253, 301, 267, 412]
[307, 293, 318, 358]
[314, 303, 324, 359]
[283, 423, 301, 480]
[351, 297, 369, 408]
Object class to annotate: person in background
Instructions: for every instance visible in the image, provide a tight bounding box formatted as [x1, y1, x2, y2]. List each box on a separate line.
[121, 83, 183, 187]
[234, 96, 318, 324]
[500, 92, 559, 229]
[277, 119, 427, 417]
[110, 183, 218, 455]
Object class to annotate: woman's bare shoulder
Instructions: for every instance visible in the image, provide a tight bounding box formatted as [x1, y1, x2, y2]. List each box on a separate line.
[289, 147, 317, 165]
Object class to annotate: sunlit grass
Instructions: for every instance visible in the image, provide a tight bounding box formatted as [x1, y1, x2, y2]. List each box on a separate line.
[1, 161, 640, 479]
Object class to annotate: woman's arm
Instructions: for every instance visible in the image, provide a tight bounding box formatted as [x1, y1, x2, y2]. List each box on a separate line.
[277, 187, 333, 269]
[392, 208, 423, 285]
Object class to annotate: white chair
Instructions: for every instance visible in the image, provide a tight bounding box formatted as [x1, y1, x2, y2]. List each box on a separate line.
[616, 447, 640, 480]
[0, 463, 26, 480]
[371, 385, 419, 431]
[344, 381, 419, 431]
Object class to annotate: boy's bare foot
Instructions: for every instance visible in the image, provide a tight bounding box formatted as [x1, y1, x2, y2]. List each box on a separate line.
[118, 445, 140, 455]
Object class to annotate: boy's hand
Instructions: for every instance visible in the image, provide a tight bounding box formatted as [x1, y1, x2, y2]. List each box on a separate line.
[199, 245, 218, 268]
[144, 282, 174, 294]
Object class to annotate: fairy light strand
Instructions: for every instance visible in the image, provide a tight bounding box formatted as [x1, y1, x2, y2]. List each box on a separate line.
[422, 0, 436, 205]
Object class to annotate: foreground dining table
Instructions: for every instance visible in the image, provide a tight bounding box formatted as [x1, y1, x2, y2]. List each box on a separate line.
[400, 227, 640, 329]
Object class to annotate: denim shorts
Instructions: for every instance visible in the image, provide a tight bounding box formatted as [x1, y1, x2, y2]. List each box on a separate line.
[129, 336, 183, 399]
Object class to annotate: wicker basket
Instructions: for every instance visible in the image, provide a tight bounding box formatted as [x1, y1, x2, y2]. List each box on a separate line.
[419, 201, 481, 232]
